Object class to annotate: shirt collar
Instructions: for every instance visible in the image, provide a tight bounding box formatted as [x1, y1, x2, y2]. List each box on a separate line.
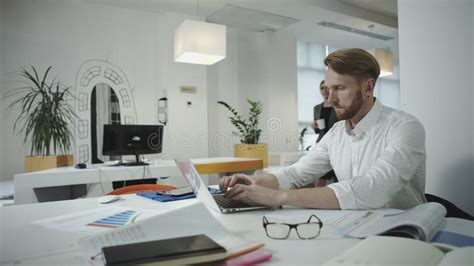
[345, 98, 383, 136]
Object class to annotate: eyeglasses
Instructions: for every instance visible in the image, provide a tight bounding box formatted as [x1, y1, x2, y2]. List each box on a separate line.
[262, 215, 323, 240]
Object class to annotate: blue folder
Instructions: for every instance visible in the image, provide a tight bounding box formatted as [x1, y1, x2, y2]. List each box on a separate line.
[431, 230, 474, 248]
[137, 187, 222, 202]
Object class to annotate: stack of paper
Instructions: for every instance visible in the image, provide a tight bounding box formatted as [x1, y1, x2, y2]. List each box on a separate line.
[78, 202, 263, 265]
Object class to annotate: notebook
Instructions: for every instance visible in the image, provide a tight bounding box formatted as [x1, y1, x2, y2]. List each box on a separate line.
[175, 159, 267, 214]
[101, 234, 226, 265]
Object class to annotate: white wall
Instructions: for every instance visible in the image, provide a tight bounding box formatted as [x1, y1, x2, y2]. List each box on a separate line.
[0, 0, 209, 181]
[398, 0, 474, 214]
[472, 1, 474, 162]
[0, 0, 4, 181]
[263, 31, 299, 152]
[155, 12, 209, 160]
[207, 29, 244, 157]
[207, 29, 299, 156]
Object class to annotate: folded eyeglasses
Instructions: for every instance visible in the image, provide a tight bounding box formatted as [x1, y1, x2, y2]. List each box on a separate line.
[262, 214, 323, 240]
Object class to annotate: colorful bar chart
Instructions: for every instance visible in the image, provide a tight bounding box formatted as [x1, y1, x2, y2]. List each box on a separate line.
[87, 210, 138, 228]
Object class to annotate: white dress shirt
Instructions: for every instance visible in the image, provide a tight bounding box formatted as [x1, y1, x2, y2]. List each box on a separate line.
[272, 100, 427, 210]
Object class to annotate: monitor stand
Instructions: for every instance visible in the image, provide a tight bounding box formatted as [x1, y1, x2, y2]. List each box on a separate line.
[119, 152, 149, 166]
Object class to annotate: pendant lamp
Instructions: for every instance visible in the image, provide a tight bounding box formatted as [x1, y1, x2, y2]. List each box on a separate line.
[368, 48, 394, 77]
[367, 24, 393, 77]
[174, 20, 226, 65]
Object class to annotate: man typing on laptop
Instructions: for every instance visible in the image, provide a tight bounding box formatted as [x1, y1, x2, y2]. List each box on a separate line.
[175, 159, 268, 213]
[219, 49, 427, 210]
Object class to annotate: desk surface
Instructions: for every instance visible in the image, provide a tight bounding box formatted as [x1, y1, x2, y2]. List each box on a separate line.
[15, 157, 263, 176]
[193, 157, 263, 174]
[2, 195, 473, 265]
[0, 195, 359, 265]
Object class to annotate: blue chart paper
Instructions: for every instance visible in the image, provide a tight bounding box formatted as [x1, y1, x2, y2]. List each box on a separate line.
[138, 187, 221, 202]
[432, 231, 474, 248]
[88, 210, 138, 228]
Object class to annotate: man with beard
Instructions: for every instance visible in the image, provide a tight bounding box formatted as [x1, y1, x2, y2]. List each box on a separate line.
[220, 48, 427, 210]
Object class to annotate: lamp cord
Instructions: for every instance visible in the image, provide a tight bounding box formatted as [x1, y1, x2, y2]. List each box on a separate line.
[196, 0, 199, 17]
[368, 24, 374, 49]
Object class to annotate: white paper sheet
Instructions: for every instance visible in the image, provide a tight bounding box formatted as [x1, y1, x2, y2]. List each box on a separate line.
[323, 236, 444, 265]
[33, 206, 164, 234]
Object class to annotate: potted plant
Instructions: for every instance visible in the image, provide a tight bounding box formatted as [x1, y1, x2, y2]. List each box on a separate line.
[4, 66, 76, 172]
[217, 99, 268, 167]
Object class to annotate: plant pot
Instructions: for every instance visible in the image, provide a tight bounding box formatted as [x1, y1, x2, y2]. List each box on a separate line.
[234, 144, 268, 168]
[24, 155, 75, 173]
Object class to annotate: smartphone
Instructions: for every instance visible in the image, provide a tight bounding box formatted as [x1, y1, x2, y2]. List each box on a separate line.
[163, 187, 194, 196]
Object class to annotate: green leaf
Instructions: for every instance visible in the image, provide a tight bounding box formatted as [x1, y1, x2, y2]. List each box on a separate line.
[217, 99, 262, 144]
[2, 66, 77, 156]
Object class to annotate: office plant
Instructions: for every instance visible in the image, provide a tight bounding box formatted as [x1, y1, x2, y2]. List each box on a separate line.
[4, 66, 76, 172]
[217, 99, 262, 144]
[217, 99, 268, 167]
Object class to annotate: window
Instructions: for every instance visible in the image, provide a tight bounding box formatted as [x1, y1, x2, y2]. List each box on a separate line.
[297, 42, 327, 150]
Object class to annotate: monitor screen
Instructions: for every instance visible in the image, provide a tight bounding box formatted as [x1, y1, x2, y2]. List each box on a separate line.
[102, 124, 163, 159]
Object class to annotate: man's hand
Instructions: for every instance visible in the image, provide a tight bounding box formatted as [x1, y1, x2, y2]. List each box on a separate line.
[219, 173, 253, 192]
[314, 178, 327, 187]
[218, 173, 340, 209]
[311, 121, 318, 130]
[219, 173, 285, 207]
[224, 182, 286, 207]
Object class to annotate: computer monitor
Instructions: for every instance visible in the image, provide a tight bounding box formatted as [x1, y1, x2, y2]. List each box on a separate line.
[102, 124, 163, 166]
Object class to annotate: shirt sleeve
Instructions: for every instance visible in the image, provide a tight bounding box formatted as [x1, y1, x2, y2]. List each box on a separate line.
[328, 119, 426, 209]
[271, 133, 333, 190]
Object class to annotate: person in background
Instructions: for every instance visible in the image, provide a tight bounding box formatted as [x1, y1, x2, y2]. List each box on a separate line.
[311, 80, 339, 186]
[219, 48, 427, 210]
[311, 80, 338, 143]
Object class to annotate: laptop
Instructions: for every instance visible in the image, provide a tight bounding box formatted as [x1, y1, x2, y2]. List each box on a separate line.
[175, 159, 268, 214]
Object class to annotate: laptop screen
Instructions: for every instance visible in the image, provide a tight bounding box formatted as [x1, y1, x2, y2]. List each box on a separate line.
[175, 159, 221, 212]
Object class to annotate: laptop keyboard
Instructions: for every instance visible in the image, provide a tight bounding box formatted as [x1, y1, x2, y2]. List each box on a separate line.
[213, 195, 254, 208]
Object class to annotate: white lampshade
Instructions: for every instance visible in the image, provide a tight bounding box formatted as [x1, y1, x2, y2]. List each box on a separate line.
[174, 20, 226, 65]
[368, 48, 394, 77]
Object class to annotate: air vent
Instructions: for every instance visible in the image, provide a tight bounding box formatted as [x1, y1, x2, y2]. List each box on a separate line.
[206, 4, 299, 32]
[317, 21, 394, 41]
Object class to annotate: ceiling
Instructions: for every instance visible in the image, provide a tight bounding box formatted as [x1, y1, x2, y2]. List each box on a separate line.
[341, 0, 397, 18]
[84, 0, 398, 51]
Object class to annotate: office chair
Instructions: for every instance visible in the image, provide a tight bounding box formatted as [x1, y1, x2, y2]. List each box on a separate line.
[107, 184, 176, 195]
[425, 193, 474, 221]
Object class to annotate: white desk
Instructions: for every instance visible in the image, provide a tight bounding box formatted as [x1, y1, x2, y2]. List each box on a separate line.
[2, 195, 472, 265]
[14, 157, 263, 205]
[0, 195, 359, 265]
